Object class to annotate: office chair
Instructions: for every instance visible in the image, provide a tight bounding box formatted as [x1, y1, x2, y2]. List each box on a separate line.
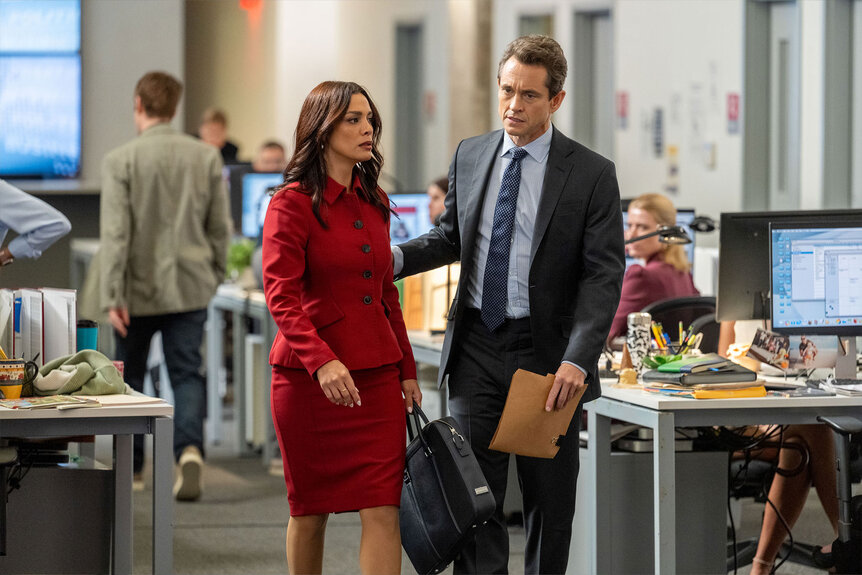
[688, 312, 721, 354]
[726, 426, 862, 572]
[640, 295, 716, 342]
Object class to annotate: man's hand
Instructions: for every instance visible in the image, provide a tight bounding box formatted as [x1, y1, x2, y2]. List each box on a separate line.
[545, 363, 587, 411]
[109, 306, 130, 338]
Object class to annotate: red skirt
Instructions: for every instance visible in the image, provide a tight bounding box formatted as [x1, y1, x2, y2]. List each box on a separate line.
[271, 362, 406, 516]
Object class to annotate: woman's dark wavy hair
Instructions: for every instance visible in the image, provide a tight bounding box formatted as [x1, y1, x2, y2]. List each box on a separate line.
[281, 81, 389, 227]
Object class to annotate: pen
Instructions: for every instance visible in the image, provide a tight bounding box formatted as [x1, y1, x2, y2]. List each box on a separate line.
[0, 344, 7, 360]
[679, 321, 684, 346]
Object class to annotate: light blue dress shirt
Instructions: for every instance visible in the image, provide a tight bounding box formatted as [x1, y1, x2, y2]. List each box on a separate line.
[0, 179, 72, 259]
[465, 127, 552, 316]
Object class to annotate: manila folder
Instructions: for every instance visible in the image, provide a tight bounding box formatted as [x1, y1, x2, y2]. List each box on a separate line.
[488, 369, 585, 459]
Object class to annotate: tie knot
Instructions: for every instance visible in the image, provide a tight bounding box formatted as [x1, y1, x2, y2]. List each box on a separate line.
[510, 148, 528, 162]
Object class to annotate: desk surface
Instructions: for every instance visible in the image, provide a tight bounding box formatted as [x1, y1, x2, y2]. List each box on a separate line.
[600, 382, 862, 411]
[0, 401, 173, 420]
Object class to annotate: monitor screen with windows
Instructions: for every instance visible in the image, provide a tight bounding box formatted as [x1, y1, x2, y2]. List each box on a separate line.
[769, 222, 862, 336]
[389, 193, 431, 245]
[241, 172, 283, 239]
[716, 210, 862, 322]
[621, 207, 696, 272]
[0, 0, 81, 178]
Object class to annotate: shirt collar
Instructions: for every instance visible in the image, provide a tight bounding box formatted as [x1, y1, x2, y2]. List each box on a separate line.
[139, 122, 174, 138]
[323, 173, 363, 205]
[500, 124, 553, 163]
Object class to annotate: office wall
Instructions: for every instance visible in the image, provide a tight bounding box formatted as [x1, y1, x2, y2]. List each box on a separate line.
[185, 0, 279, 160]
[334, 0, 450, 190]
[614, 0, 742, 241]
[799, 0, 825, 210]
[81, 0, 184, 181]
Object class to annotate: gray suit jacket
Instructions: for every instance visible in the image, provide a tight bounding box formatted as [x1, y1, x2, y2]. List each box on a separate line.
[398, 127, 624, 403]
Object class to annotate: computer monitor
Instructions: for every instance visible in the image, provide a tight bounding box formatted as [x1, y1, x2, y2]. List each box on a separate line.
[621, 207, 696, 272]
[223, 162, 253, 232]
[389, 193, 432, 245]
[769, 221, 862, 379]
[716, 210, 862, 322]
[241, 172, 283, 238]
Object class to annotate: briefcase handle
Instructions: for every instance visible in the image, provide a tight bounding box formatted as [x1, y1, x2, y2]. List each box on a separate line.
[406, 401, 433, 455]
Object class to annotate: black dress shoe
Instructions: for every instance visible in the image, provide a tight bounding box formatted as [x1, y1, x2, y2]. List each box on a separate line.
[812, 544, 836, 569]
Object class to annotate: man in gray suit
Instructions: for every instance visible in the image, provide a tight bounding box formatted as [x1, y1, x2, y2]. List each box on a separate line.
[393, 35, 624, 574]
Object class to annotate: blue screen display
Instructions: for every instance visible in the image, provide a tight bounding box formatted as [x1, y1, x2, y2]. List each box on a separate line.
[242, 173, 283, 238]
[0, 0, 80, 53]
[770, 225, 862, 333]
[390, 193, 432, 245]
[0, 0, 81, 178]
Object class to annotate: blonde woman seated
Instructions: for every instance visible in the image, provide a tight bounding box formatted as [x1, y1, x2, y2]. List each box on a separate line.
[720, 321, 839, 574]
[607, 193, 699, 342]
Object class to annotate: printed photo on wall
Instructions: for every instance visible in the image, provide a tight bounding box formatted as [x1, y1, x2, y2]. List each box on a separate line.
[746, 327, 838, 370]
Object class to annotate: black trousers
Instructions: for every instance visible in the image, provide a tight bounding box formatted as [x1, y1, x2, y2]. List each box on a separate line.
[449, 309, 582, 575]
[114, 309, 207, 472]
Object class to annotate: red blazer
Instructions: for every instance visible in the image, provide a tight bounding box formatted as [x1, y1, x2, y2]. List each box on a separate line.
[608, 255, 700, 340]
[262, 177, 416, 381]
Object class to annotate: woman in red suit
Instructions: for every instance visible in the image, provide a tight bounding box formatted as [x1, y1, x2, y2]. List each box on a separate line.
[262, 81, 422, 575]
[608, 193, 700, 341]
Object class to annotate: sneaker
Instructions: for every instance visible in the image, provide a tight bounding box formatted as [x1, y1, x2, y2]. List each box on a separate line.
[133, 472, 145, 492]
[173, 445, 203, 501]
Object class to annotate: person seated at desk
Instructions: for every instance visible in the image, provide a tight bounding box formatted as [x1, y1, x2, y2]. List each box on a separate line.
[252, 140, 287, 173]
[607, 193, 699, 342]
[720, 321, 839, 573]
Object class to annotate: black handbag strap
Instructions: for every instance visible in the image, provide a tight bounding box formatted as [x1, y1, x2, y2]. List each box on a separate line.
[405, 401, 430, 442]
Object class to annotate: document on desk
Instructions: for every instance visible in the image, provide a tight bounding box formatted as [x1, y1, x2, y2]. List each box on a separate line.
[489, 369, 584, 459]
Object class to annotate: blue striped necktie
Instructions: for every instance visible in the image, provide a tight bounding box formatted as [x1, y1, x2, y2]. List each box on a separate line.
[481, 147, 528, 332]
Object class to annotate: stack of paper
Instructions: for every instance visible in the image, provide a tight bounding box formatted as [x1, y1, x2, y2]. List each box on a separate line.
[41, 288, 77, 362]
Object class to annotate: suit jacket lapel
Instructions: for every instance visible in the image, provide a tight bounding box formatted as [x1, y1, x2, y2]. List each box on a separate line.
[531, 127, 575, 264]
[460, 131, 502, 273]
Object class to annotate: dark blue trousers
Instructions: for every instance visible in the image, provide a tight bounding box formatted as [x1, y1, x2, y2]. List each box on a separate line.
[114, 308, 207, 472]
[449, 308, 582, 575]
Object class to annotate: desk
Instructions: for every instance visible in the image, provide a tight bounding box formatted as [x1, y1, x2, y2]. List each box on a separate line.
[0, 402, 174, 574]
[206, 284, 278, 463]
[587, 384, 862, 574]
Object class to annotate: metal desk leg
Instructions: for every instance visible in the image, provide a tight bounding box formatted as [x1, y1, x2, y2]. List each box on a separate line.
[588, 408, 612, 575]
[232, 310, 249, 454]
[206, 301, 224, 443]
[262, 315, 277, 465]
[654, 411, 676, 574]
[113, 433, 134, 575]
[152, 417, 174, 575]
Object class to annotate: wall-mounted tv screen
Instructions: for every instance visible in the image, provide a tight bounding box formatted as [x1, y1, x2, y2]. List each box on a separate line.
[0, 0, 81, 179]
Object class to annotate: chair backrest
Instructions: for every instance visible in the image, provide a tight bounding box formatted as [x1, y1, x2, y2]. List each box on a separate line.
[689, 312, 721, 354]
[640, 296, 717, 341]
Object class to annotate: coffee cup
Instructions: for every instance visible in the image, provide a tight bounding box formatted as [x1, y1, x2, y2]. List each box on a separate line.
[0, 359, 26, 399]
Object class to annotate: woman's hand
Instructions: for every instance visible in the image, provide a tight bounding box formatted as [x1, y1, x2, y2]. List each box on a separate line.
[401, 379, 422, 413]
[316, 360, 361, 407]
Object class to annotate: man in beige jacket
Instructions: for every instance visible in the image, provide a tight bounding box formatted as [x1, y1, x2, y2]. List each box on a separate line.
[100, 71, 230, 501]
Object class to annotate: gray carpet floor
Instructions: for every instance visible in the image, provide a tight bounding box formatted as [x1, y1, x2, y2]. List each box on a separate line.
[128, 446, 839, 575]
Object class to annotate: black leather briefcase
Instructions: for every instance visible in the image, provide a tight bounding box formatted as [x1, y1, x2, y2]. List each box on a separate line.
[400, 403, 496, 575]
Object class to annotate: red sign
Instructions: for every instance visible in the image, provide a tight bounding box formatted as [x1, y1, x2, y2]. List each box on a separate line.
[727, 93, 740, 134]
[616, 92, 629, 130]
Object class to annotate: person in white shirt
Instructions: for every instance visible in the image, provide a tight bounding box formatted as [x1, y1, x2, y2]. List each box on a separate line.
[0, 179, 71, 268]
